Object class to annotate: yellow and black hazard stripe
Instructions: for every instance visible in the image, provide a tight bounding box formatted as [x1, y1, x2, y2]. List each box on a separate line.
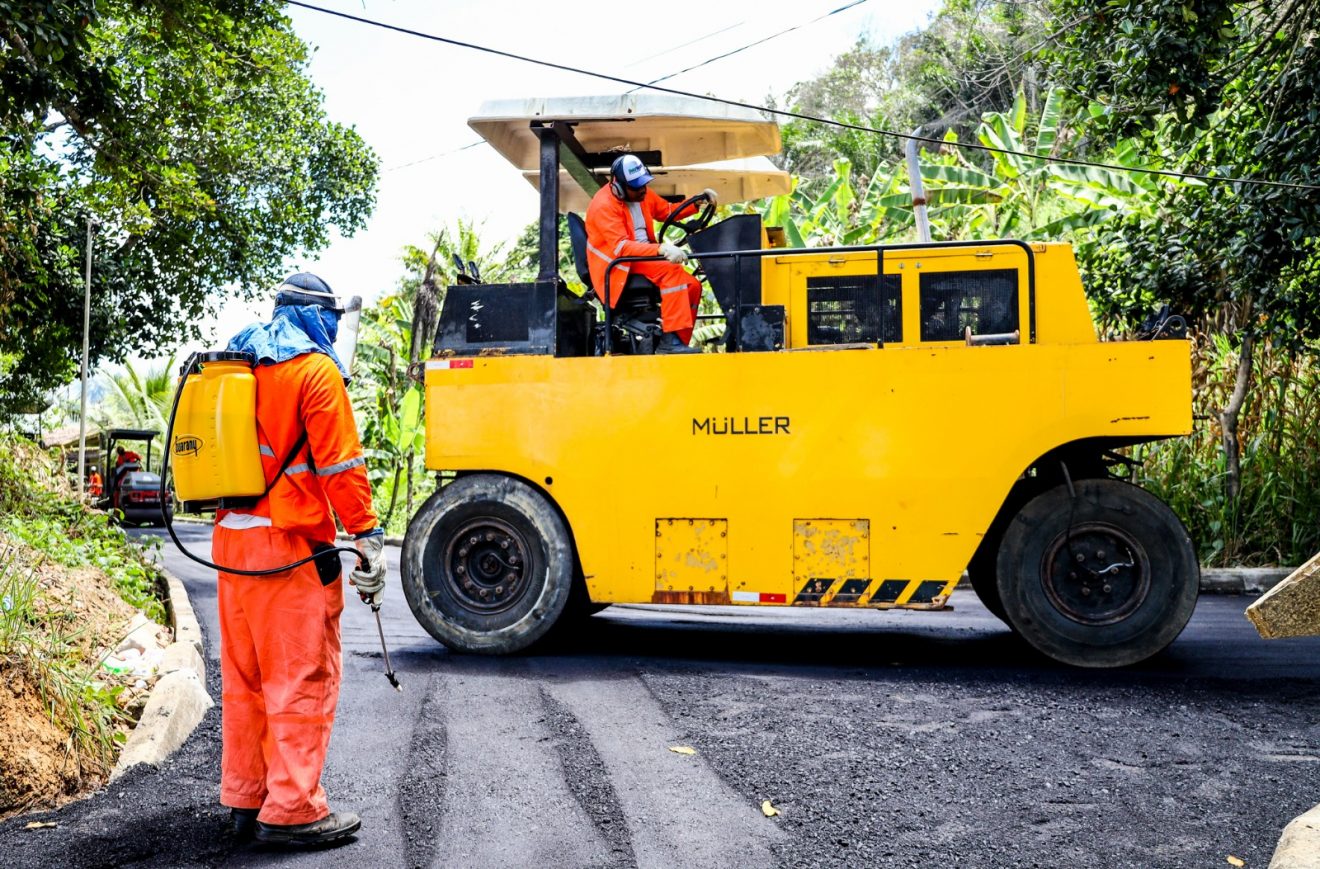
[790, 577, 958, 608]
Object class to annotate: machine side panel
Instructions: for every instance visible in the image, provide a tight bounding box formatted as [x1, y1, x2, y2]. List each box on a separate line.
[423, 340, 1191, 605]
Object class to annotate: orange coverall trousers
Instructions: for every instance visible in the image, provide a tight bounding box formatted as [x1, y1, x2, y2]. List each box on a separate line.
[215, 526, 343, 826]
[631, 261, 703, 344]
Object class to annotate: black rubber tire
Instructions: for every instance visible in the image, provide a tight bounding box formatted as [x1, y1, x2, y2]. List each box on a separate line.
[402, 475, 574, 654]
[995, 479, 1199, 668]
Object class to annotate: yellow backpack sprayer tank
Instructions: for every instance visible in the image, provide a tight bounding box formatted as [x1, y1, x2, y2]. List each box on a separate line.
[171, 351, 265, 511]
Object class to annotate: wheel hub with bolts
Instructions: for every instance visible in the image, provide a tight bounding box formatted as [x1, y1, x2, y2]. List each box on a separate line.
[445, 518, 528, 614]
[1041, 523, 1150, 626]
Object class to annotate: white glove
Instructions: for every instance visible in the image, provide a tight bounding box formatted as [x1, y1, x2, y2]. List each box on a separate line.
[702, 187, 719, 208]
[658, 243, 688, 264]
[351, 532, 386, 605]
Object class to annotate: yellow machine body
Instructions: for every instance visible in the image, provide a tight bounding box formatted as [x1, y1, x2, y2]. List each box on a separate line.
[422, 242, 1192, 609]
[171, 356, 265, 503]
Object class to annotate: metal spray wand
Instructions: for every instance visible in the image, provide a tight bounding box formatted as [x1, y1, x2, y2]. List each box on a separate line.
[341, 295, 402, 693]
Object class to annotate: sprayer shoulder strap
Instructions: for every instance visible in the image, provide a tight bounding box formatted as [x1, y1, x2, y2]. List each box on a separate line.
[264, 431, 308, 497]
[216, 432, 307, 512]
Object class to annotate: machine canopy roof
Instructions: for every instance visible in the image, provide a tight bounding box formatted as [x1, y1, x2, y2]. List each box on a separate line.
[468, 94, 782, 171]
[522, 157, 791, 213]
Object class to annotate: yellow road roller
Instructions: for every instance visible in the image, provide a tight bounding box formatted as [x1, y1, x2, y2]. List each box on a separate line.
[401, 94, 1197, 668]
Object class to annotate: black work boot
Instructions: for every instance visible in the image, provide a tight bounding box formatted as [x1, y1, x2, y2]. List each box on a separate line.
[229, 807, 259, 842]
[656, 332, 699, 354]
[255, 811, 361, 846]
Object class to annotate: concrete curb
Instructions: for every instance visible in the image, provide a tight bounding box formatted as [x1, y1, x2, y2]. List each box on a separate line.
[110, 567, 212, 781]
[1200, 567, 1292, 594]
[164, 573, 203, 659]
[1270, 803, 1320, 869]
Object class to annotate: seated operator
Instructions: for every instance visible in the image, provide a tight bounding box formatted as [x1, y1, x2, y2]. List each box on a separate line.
[112, 444, 142, 491]
[585, 154, 717, 354]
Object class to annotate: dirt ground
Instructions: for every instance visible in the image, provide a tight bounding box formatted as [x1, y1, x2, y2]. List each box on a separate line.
[0, 669, 78, 817]
[0, 536, 160, 820]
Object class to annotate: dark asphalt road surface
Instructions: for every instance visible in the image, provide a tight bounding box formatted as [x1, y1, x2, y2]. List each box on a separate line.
[2, 522, 1319, 867]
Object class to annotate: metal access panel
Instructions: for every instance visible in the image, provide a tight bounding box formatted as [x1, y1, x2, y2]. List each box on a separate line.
[434, 280, 557, 356]
[654, 518, 730, 604]
[792, 519, 870, 606]
[737, 304, 785, 352]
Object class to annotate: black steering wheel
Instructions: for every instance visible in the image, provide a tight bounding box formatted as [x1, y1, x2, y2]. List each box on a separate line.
[657, 191, 717, 247]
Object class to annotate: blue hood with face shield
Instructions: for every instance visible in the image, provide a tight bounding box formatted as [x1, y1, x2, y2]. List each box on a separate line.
[225, 304, 349, 379]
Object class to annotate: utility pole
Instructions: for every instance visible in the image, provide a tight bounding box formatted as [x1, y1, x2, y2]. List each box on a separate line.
[77, 218, 93, 495]
[905, 128, 932, 244]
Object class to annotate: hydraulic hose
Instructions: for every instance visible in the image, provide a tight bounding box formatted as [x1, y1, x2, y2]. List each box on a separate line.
[157, 352, 364, 576]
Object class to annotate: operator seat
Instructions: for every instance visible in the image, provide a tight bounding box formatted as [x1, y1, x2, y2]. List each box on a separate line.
[566, 212, 663, 354]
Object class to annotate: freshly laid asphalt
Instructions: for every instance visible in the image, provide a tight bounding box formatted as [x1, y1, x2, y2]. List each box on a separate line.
[2, 522, 1319, 867]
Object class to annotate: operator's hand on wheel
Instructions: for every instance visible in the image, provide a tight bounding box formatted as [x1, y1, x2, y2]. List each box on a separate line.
[701, 187, 719, 208]
[350, 530, 386, 606]
[658, 242, 688, 264]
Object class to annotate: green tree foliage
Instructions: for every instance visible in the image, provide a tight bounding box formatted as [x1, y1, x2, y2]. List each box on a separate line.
[95, 356, 175, 431]
[1047, 0, 1320, 501]
[778, 0, 1050, 183]
[0, 0, 378, 416]
[760, 88, 1155, 250]
[1047, 0, 1320, 337]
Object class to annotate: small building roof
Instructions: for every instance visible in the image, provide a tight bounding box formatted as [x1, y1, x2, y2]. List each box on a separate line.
[468, 93, 782, 171]
[43, 425, 100, 448]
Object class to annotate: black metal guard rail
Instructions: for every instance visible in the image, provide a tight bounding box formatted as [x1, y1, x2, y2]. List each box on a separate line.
[601, 238, 1038, 353]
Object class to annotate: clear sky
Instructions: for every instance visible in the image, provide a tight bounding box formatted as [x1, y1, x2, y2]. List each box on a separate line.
[189, 0, 942, 346]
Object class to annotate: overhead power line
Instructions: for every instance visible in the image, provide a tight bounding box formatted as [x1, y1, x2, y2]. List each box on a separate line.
[628, 0, 871, 92]
[387, 2, 861, 171]
[384, 139, 482, 173]
[623, 19, 746, 69]
[287, 0, 1320, 194]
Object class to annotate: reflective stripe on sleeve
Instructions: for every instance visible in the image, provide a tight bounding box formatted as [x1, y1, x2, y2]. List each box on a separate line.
[258, 445, 276, 458]
[660, 284, 689, 296]
[285, 463, 310, 476]
[316, 456, 365, 477]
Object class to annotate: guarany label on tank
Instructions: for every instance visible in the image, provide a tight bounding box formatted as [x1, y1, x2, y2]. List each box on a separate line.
[174, 435, 203, 456]
[692, 416, 790, 436]
[426, 359, 474, 370]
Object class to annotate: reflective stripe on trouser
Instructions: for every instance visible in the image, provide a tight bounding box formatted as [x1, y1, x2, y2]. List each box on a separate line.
[215, 525, 343, 826]
[632, 260, 701, 343]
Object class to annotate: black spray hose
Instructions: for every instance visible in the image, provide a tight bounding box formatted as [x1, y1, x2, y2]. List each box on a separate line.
[158, 352, 364, 576]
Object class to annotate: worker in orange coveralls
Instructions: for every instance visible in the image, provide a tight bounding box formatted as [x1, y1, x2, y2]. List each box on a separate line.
[87, 468, 103, 498]
[585, 153, 718, 354]
[214, 273, 385, 848]
[111, 445, 142, 495]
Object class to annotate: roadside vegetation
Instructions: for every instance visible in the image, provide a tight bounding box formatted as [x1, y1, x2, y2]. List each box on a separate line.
[1135, 339, 1320, 567]
[0, 434, 168, 816]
